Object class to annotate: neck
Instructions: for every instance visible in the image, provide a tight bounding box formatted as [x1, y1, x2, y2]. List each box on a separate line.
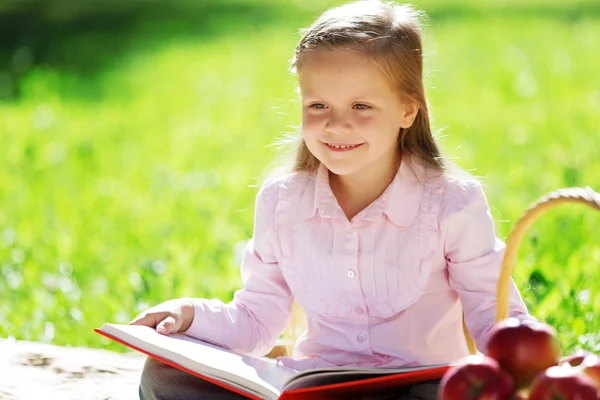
[329, 155, 400, 220]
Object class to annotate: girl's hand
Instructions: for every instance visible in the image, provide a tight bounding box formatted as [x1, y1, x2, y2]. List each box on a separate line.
[129, 299, 195, 335]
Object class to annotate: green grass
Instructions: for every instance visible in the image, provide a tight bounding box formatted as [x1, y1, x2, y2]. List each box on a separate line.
[1, 1, 599, 355]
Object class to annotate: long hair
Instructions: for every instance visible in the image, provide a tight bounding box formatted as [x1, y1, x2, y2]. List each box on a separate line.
[287, 0, 446, 174]
[270, 1, 458, 353]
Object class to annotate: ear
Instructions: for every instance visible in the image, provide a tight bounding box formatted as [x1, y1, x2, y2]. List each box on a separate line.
[399, 102, 419, 128]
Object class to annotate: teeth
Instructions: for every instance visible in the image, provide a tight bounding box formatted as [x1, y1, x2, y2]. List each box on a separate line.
[329, 143, 357, 149]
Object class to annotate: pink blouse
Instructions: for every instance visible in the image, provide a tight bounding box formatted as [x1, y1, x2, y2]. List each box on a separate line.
[185, 157, 533, 370]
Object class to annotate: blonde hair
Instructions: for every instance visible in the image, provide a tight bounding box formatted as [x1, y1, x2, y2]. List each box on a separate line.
[271, 0, 456, 354]
[285, 0, 446, 175]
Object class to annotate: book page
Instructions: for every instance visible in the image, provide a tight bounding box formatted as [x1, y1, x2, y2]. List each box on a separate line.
[282, 363, 448, 391]
[97, 324, 298, 400]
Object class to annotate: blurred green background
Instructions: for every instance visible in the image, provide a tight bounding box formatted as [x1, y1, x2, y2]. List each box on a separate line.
[1, 0, 599, 354]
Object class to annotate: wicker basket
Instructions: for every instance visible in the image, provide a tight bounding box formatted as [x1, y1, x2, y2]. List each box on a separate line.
[267, 187, 600, 359]
[464, 186, 600, 354]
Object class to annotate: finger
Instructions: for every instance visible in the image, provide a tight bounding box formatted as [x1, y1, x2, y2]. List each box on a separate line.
[156, 316, 180, 335]
[129, 312, 168, 328]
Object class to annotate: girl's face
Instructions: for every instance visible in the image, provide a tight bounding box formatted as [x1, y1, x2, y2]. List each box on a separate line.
[299, 49, 417, 181]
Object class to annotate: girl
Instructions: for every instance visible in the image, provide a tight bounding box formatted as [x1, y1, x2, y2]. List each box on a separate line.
[133, 1, 535, 398]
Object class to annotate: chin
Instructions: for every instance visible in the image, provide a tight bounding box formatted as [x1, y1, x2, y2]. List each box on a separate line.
[320, 160, 361, 177]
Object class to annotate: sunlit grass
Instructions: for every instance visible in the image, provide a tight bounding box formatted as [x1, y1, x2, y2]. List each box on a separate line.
[0, 2, 599, 354]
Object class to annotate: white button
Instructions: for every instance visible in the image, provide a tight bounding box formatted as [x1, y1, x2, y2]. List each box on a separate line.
[355, 306, 364, 315]
[357, 333, 366, 343]
[347, 225, 355, 233]
[347, 270, 355, 278]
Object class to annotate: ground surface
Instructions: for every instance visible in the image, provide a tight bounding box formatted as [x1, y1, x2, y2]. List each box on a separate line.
[0, 339, 146, 400]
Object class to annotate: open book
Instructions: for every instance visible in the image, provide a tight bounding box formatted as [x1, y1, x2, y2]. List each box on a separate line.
[95, 323, 449, 400]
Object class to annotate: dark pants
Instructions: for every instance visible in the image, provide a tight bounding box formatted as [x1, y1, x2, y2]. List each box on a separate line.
[139, 357, 439, 400]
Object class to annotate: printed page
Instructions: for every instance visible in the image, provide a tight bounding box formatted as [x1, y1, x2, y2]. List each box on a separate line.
[97, 324, 299, 400]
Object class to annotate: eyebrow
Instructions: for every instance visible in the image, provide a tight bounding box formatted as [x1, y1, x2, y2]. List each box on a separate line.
[301, 94, 386, 104]
[301, 88, 385, 99]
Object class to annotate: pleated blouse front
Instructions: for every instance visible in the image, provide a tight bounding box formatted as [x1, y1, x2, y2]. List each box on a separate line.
[186, 158, 533, 370]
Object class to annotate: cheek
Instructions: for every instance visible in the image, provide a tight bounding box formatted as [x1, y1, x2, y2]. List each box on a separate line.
[353, 115, 376, 129]
[301, 112, 325, 135]
[352, 114, 387, 136]
[354, 115, 399, 143]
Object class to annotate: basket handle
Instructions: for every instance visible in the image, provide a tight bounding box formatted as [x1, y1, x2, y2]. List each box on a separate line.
[464, 186, 600, 354]
[495, 186, 600, 321]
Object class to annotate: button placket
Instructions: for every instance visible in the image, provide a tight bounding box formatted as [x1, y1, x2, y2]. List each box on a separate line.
[344, 222, 362, 319]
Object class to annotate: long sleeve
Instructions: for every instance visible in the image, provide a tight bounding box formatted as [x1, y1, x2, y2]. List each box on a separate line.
[442, 180, 536, 352]
[183, 180, 294, 356]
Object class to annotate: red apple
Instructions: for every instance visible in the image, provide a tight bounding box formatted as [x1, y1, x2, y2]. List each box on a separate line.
[581, 354, 600, 389]
[528, 365, 598, 400]
[438, 355, 516, 400]
[560, 349, 596, 367]
[486, 318, 562, 389]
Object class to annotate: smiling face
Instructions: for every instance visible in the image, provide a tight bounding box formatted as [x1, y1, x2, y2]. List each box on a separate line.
[298, 49, 417, 181]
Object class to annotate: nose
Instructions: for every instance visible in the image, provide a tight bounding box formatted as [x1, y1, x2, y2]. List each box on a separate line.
[325, 109, 351, 135]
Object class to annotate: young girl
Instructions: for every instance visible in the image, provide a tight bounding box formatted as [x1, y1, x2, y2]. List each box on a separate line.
[133, 1, 535, 398]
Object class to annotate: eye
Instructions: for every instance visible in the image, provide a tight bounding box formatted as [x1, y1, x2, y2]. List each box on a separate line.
[353, 103, 371, 110]
[309, 103, 327, 109]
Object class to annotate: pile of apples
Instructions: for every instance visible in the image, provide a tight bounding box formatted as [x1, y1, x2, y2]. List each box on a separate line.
[438, 318, 600, 399]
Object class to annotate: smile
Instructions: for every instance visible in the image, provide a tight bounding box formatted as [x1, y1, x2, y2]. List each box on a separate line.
[324, 142, 364, 151]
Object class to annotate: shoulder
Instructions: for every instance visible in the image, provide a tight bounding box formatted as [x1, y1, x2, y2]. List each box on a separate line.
[415, 160, 489, 218]
[430, 171, 493, 227]
[442, 176, 486, 207]
[256, 170, 315, 206]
